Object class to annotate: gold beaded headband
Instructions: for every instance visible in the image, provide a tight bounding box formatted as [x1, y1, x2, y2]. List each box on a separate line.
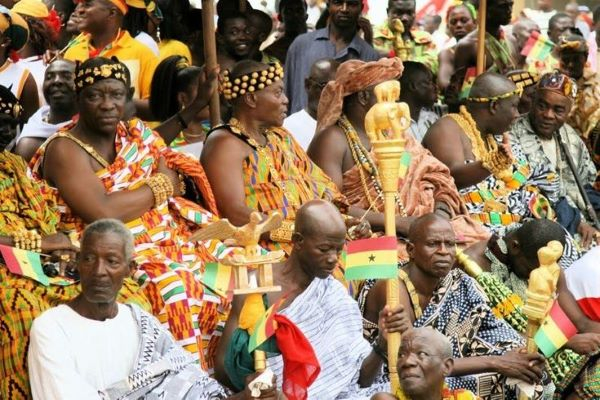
[221, 62, 284, 100]
[507, 71, 540, 89]
[557, 39, 588, 54]
[75, 62, 129, 92]
[466, 86, 523, 103]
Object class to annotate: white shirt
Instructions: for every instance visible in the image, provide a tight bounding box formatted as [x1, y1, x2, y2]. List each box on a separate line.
[540, 136, 559, 169]
[283, 109, 317, 150]
[408, 109, 439, 142]
[28, 303, 140, 400]
[135, 31, 160, 56]
[17, 105, 72, 143]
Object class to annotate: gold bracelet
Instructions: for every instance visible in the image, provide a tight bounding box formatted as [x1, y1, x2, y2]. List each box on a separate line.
[269, 219, 294, 243]
[13, 230, 42, 252]
[482, 150, 512, 179]
[146, 173, 174, 206]
[178, 173, 186, 196]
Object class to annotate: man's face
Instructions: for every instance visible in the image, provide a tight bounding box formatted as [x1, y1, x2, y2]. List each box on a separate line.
[78, 232, 132, 305]
[413, 70, 437, 108]
[305, 63, 336, 114]
[548, 16, 574, 44]
[490, 94, 520, 135]
[252, 80, 289, 127]
[537, 0, 552, 11]
[398, 331, 450, 396]
[488, 0, 514, 26]
[77, 0, 112, 32]
[295, 226, 346, 280]
[512, 21, 541, 51]
[282, 1, 308, 34]
[408, 219, 456, 280]
[388, 0, 415, 32]
[328, 0, 362, 30]
[78, 79, 127, 136]
[221, 18, 253, 59]
[43, 61, 76, 110]
[447, 6, 475, 40]
[530, 89, 572, 139]
[559, 50, 587, 81]
[67, 3, 83, 34]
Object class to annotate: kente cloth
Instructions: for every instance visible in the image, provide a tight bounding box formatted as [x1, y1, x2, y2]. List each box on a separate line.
[316, 57, 404, 133]
[372, 23, 439, 74]
[267, 276, 374, 399]
[510, 116, 597, 217]
[29, 118, 237, 371]
[341, 131, 490, 259]
[358, 269, 533, 400]
[102, 304, 229, 400]
[453, 128, 559, 235]
[569, 69, 600, 156]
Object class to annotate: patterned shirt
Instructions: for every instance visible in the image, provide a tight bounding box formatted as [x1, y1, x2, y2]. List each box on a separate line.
[372, 23, 438, 73]
[569, 68, 600, 141]
[510, 115, 597, 214]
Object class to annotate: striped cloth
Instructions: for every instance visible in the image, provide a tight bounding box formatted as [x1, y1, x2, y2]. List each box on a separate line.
[30, 119, 238, 372]
[267, 276, 373, 399]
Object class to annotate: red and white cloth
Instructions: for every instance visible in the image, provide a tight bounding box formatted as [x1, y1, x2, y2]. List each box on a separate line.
[565, 247, 600, 322]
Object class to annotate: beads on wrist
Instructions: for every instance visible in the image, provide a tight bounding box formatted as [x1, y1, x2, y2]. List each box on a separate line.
[178, 173, 186, 196]
[13, 230, 42, 252]
[146, 173, 174, 206]
[482, 149, 513, 180]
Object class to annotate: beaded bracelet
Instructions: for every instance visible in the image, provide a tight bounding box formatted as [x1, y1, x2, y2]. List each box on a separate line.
[146, 173, 174, 206]
[13, 229, 42, 252]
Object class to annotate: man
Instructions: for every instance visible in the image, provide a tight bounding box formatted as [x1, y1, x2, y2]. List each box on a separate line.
[460, 219, 600, 397]
[522, 0, 556, 35]
[548, 12, 575, 44]
[263, 0, 307, 63]
[309, 58, 488, 257]
[565, 3, 591, 39]
[29, 57, 237, 370]
[449, 0, 516, 106]
[217, 12, 279, 72]
[217, 200, 409, 398]
[370, 328, 476, 400]
[587, 5, 599, 73]
[202, 60, 370, 257]
[62, 0, 158, 106]
[400, 61, 438, 142]
[424, 72, 558, 234]
[28, 219, 278, 400]
[359, 214, 545, 399]
[372, 0, 437, 73]
[509, 71, 599, 247]
[284, 0, 380, 114]
[283, 58, 339, 150]
[507, 18, 543, 71]
[15, 60, 77, 162]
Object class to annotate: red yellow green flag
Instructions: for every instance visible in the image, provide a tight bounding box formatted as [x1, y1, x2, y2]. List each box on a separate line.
[202, 262, 235, 301]
[344, 236, 397, 281]
[534, 300, 577, 357]
[520, 31, 554, 61]
[459, 67, 477, 100]
[0, 244, 48, 286]
[248, 297, 286, 352]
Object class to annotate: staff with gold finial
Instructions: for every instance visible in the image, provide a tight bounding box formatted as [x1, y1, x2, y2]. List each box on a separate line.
[476, 0, 487, 75]
[364, 78, 411, 398]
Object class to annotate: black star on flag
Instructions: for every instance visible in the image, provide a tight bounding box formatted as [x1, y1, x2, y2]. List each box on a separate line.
[368, 254, 376, 262]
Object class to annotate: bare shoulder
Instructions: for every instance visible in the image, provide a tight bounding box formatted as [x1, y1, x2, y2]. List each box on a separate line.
[422, 116, 462, 146]
[307, 124, 348, 159]
[202, 128, 248, 159]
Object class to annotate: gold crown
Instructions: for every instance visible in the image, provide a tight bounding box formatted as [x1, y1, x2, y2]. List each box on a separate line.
[75, 63, 128, 91]
[221, 63, 284, 100]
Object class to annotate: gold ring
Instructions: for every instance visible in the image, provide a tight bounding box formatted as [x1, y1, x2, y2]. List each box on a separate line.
[60, 254, 71, 262]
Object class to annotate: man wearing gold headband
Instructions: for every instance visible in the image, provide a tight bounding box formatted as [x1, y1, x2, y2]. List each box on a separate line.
[202, 60, 370, 258]
[424, 72, 560, 235]
[30, 57, 243, 372]
[509, 71, 599, 248]
[309, 57, 489, 260]
[62, 0, 158, 112]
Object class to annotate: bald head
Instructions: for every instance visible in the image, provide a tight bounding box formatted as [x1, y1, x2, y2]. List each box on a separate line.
[309, 59, 340, 81]
[512, 18, 541, 50]
[294, 200, 346, 238]
[468, 71, 517, 101]
[407, 213, 453, 243]
[306, 59, 340, 116]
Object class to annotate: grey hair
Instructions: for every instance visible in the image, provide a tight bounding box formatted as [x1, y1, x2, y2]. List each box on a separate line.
[81, 218, 135, 261]
[414, 327, 453, 359]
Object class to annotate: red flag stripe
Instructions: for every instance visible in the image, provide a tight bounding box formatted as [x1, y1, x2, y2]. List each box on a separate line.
[347, 236, 396, 254]
[549, 300, 577, 337]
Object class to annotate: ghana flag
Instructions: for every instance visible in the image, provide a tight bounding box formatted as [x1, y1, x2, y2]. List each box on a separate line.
[344, 236, 397, 281]
[520, 30, 554, 61]
[202, 262, 235, 301]
[248, 297, 285, 352]
[0, 244, 48, 286]
[534, 300, 577, 357]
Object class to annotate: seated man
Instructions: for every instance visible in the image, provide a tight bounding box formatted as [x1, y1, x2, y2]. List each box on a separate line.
[30, 57, 236, 370]
[0, 85, 147, 400]
[201, 60, 369, 257]
[217, 200, 409, 399]
[28, 219, 278, 400]
[460, 219, 600, 397]
[509, 71, 599, 247]
[15, 59, 78, 162]
[309, 57, 488, 259]
[399, 61, 439, 143]
[424, 72, 559, 235]
[370, 327, 476, 400]
[359, 214, 545, 399]
[283, 58, 339, 150]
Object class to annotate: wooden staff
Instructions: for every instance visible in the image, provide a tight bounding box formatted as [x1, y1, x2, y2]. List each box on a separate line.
[201, 0, 221, 127]
[476, 0, 487, 75]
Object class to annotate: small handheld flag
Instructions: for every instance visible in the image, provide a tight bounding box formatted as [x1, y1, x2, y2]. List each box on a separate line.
[459, 67, 477, 100]
[520, 31, 554, 61]
[344, 236, 397, 281]
[248, 297, 285, 352]
[202, 262, 235, 301]
[534, 300, 577, 357]
[0, 244, 48, 286]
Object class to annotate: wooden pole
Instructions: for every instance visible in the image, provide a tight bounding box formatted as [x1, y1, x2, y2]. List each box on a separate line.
[476, 0, 487, 75]
[201, 0, 221, 127]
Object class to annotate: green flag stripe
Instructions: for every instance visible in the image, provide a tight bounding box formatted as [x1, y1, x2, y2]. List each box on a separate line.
[345, 264, 397, 281]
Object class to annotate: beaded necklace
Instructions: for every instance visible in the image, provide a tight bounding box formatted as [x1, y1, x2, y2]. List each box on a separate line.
[338, 115, 407, 216]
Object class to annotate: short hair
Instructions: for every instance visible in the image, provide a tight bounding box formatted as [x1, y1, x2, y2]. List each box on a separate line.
[514, 219, 566, 263]
[278, 0, 306, 15]
[217, 11, 247, 34]
[388, 0, 415, 9]
[400, 61, 432, 90]
[549, 12, 572, 30]
[248, 9, 273, 36]
[81, 218, 135, 261]
[405, 327, 453, 359]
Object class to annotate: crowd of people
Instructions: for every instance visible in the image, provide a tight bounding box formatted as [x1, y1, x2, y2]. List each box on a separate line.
[0, 0, 599, 398]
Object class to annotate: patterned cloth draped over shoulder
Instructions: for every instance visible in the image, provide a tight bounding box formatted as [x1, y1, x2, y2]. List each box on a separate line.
[29, 118, 238, 372]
